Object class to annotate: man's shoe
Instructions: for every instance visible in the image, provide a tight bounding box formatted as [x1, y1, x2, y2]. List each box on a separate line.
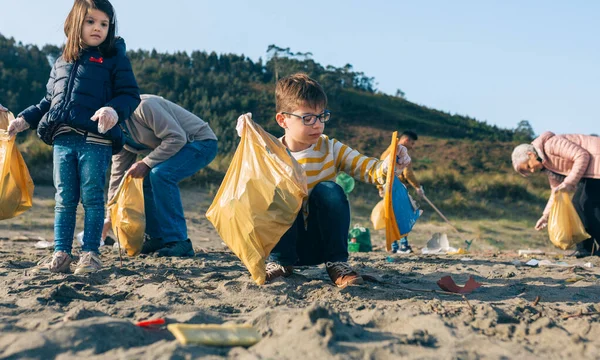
[141, 235, 165, 254]
[156, 239, 195, 257]
[326, 261, 364, 288]
[265, 262, 294, 282]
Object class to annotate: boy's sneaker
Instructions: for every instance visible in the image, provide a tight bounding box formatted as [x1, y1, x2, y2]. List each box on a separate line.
[141, 234, 165, 254]
[74, 252, 102, 274]
[33, 251, 73, 274]
[392, 238, 413, 254]
[397, 241, 413, 254]
[325, 262, 364, 288]
[265, 262, 294, 282]
[156, 239, 195, 257]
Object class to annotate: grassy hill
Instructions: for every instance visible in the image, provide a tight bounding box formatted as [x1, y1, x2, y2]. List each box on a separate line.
[1, 34, 549, 232]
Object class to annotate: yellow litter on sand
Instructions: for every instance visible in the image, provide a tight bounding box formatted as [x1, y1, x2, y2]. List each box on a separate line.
[565, 276, 585, 283]
[167, 324, 261, 346]
[448, 248, 468, 255]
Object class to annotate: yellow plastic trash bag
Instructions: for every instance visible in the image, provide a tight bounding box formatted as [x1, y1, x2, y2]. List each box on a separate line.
[371, 199, 386, 230]
[548, 191, 590, 250]
[206, 113, 307, 285]
[0, 129, 34, 220]
[108, 176, 145, 256]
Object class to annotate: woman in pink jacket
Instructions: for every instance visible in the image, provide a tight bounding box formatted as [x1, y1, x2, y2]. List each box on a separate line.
[512, 131, 600, 256]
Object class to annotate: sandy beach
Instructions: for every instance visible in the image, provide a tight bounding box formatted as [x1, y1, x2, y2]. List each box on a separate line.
[1, 185, 600, 359]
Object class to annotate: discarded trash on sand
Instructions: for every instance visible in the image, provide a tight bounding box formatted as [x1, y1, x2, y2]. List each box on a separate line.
[136, 318, 166, 328]
[421, 233, 456, 254]
[518, 249, 545, 258]
[34, 240, 54, 249]
[167, 323, 261, 346]
[437, 275, 482, 294]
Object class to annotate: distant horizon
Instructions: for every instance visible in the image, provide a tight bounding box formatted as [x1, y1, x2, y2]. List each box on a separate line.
[1, 0, 597, 136]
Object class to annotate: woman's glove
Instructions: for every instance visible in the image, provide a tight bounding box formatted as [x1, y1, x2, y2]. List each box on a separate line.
[535, 215, 548, 231]
[91, 106, 118, 134]
[7, 117, 30, 138]
[553, 182, 575, 194]
[0, 103, 7, 111]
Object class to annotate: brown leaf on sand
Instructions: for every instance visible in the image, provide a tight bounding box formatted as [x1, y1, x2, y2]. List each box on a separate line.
[437, 276, 482, 294]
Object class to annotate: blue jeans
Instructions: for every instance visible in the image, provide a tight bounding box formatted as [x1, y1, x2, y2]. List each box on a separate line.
[269, 181, 350, 266]
[144, 139, 217, 243]
[53, 133, 112, 254]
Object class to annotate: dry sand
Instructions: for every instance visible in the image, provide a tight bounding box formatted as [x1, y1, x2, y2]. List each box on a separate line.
[1, 186, 600, 360]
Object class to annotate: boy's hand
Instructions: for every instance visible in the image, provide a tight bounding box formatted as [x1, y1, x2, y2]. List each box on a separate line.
[7, 117, 30, 138]
[91, 106, 118, 134]
[416, 186, 425, 198]
[128, 160, 151, 178]
[236, 113, 252, 137]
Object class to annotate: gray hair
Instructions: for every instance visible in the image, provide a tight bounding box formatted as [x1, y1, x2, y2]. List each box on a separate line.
[511, 144, 537, 174]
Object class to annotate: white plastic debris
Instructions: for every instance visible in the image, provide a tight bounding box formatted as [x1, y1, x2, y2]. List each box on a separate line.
[518, 249, 545, 257]
[76, 231, 105, 247]
[34, 240, 54, 249]
[525, 259, 540, 267]
[421, 233, 458, 254]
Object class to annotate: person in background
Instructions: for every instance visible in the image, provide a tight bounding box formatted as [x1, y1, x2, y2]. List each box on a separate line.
[378, 130, 424, 254]
[104, 95, 218, 257]
[512, 131, 600, 257]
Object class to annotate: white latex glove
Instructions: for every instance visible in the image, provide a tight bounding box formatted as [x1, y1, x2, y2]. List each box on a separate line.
[553, 182, 575, 194]
[0, 103, 7, 111]
[236, 112, 252, 137]
[91, 106, 118, 134]
[416, 186, 425, 198]
[535, 215, 548, 231]
[7, 117, 30, 138]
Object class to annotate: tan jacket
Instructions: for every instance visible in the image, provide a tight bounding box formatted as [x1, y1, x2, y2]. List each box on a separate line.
[107, 95, 217, 204]
[531, 131, 600, 216]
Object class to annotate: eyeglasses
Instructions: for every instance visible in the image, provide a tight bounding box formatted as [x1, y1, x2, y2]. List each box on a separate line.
[281, 110, 331, 126]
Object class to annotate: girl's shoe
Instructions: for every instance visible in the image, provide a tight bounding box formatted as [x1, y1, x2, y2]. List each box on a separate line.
[74, 252, 102, 274]
[34, 251, 73, 273]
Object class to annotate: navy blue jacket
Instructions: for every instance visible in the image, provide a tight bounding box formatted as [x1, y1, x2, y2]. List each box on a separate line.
[19, 38, 140, 154]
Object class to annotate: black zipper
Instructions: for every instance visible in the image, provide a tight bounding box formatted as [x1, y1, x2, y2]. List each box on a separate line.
[61, 58, 81, 116]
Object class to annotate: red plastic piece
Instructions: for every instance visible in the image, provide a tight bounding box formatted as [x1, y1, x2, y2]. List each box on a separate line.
[437, 276, 482, 294]
[136, 318, 166, 327]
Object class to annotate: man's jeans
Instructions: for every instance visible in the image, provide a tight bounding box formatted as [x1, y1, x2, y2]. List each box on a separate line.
[269, 181, 351, 266]
[53, 133, 112, 254]
[144, 139, 217, 244]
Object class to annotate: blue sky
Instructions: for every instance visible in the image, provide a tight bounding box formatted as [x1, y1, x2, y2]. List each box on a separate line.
[1, 0, 598, 135]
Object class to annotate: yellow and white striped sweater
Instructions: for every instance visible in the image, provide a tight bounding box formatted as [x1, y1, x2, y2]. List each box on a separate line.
[282, 134, 388, 193]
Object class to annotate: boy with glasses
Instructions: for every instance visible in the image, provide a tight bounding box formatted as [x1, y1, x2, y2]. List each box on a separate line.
[238, 73, 410, 287]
